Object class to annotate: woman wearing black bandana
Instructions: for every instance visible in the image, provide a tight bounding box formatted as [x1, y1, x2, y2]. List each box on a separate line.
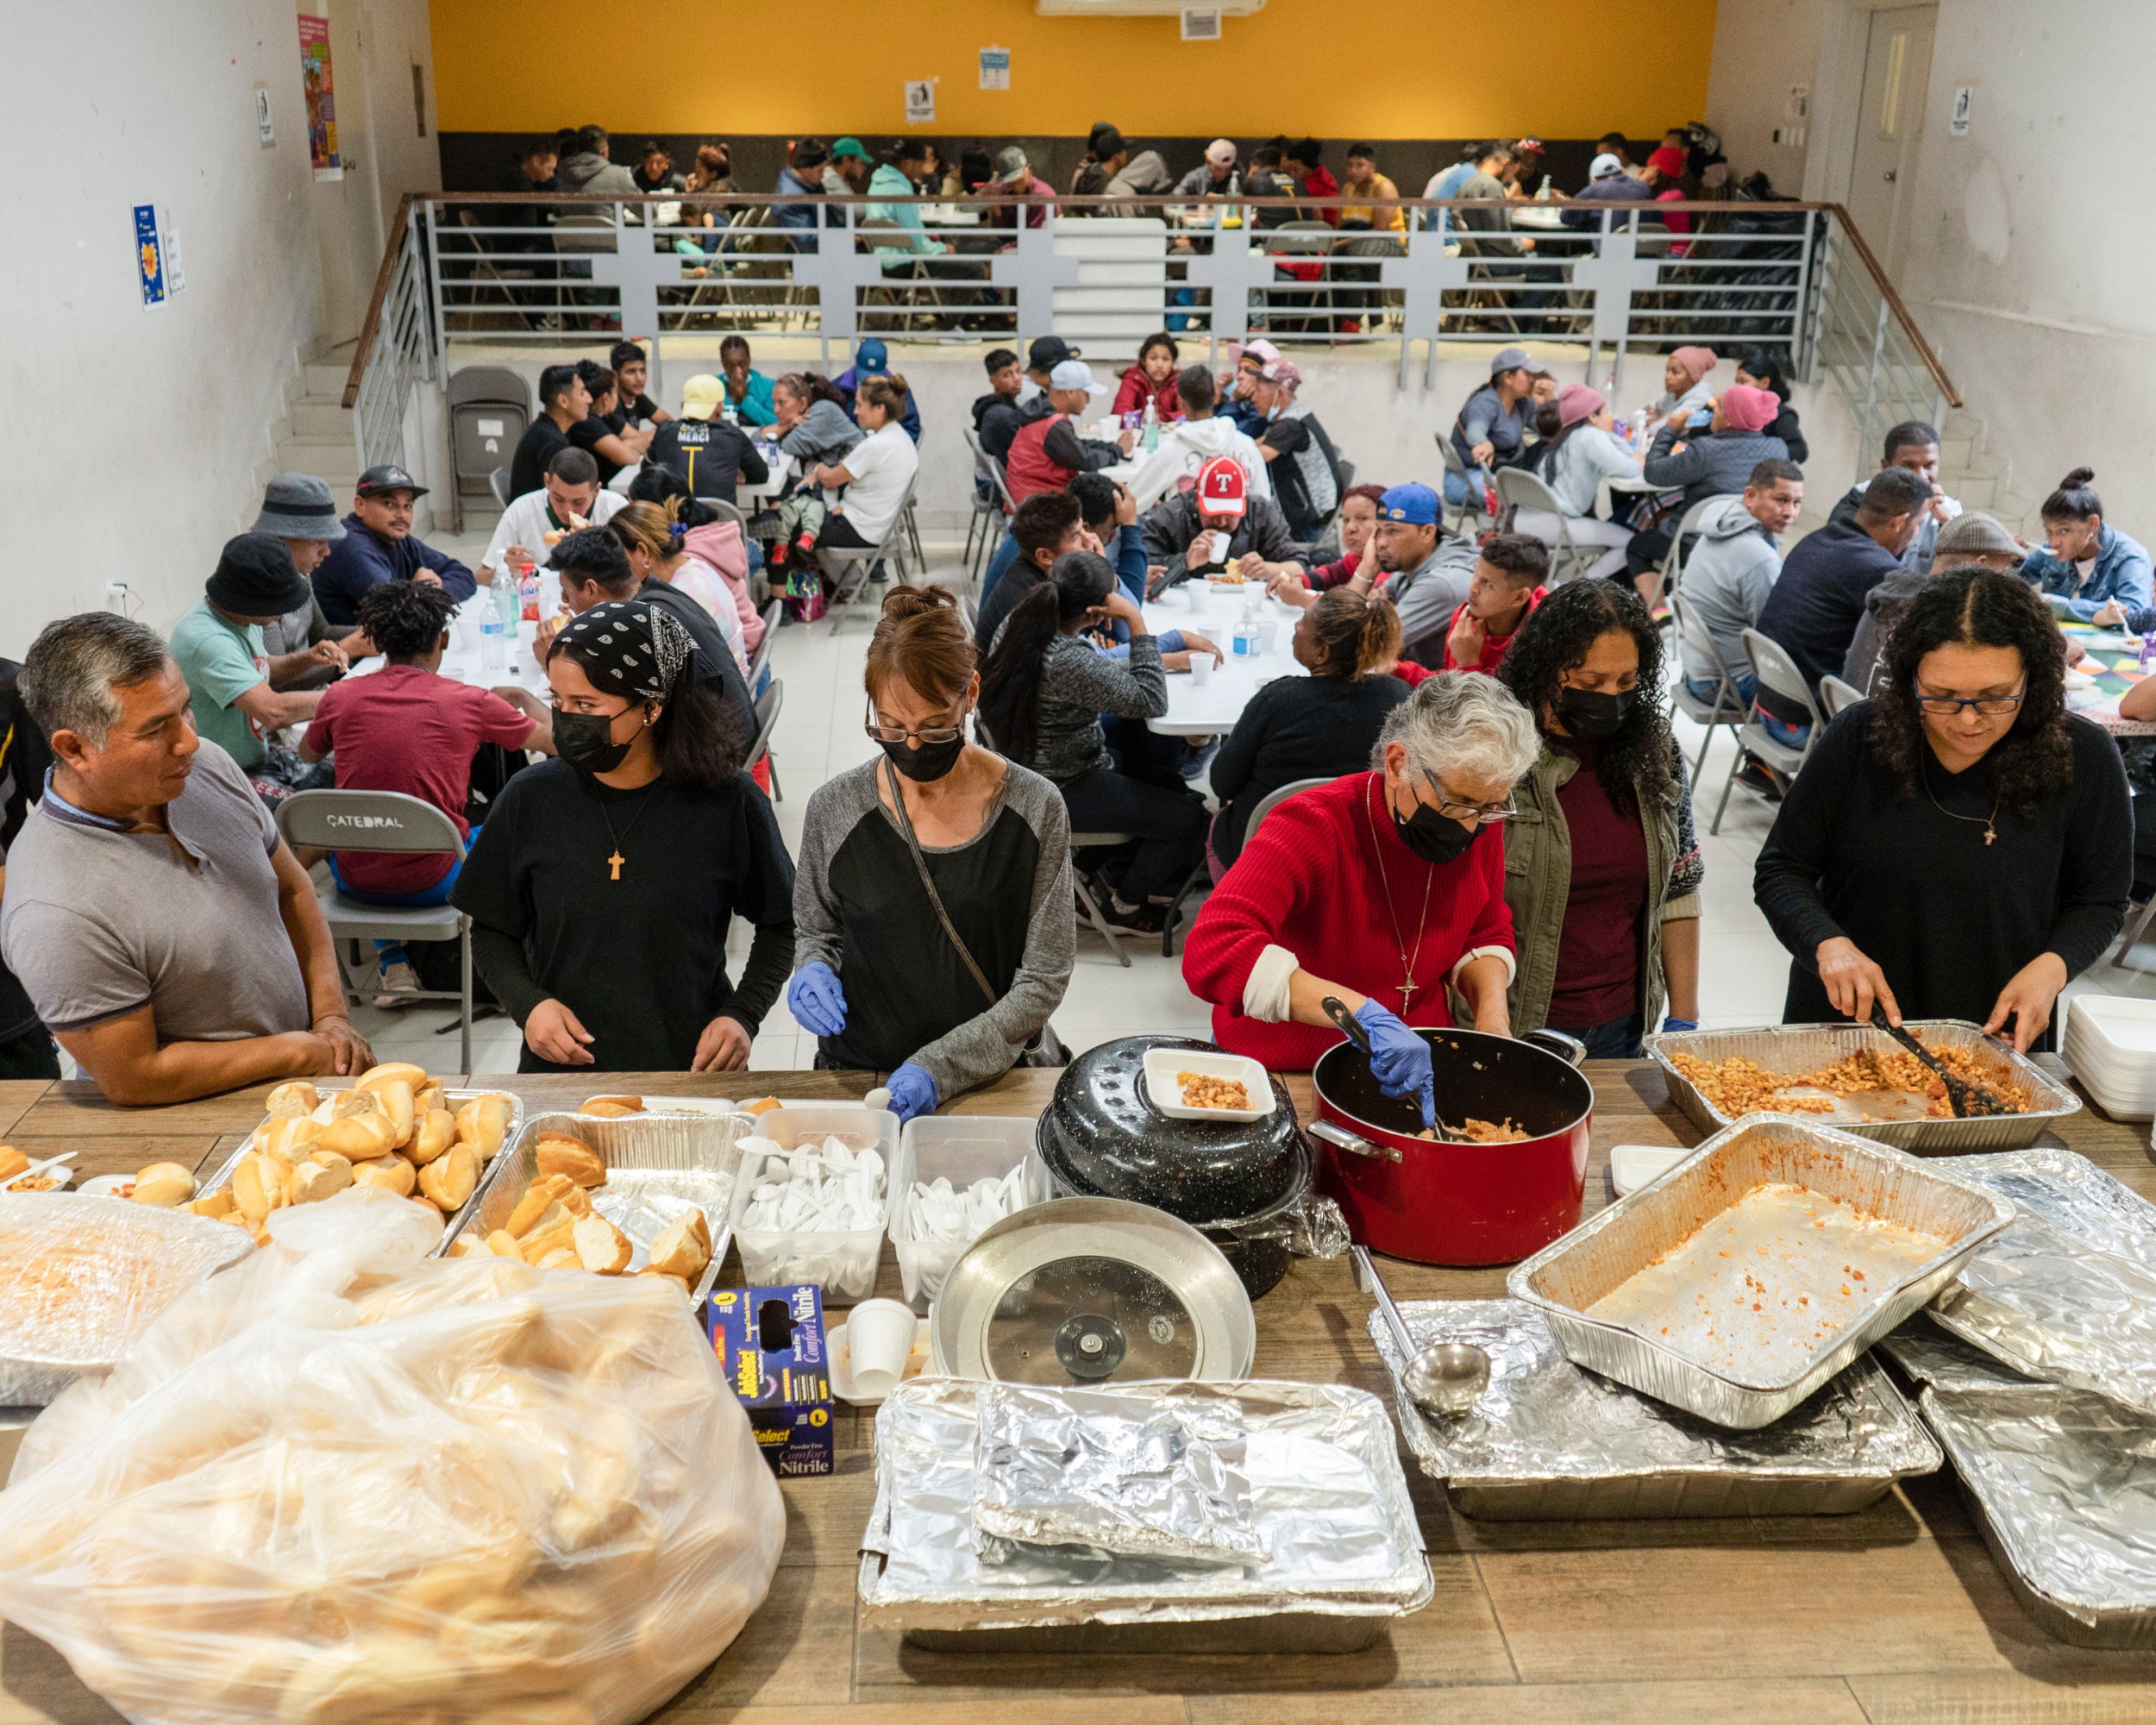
[1495, 580, 1703, 1058]
[452, 599, 796, 1071]
[785, 586, 1075, 1122]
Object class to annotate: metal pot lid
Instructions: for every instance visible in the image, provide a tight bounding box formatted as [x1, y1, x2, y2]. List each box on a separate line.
[1036, 1036, 1306, 1223]
[931, 1197, 1257, 1385]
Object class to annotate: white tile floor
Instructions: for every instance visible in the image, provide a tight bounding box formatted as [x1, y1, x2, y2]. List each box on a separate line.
[335, 516, 2156, 1075]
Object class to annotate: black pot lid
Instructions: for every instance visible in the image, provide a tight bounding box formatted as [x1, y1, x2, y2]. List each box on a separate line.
[1036, 1035, 1306, 1226]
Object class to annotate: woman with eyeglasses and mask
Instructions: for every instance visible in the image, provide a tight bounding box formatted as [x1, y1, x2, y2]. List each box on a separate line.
[1755, 565, 2129, 1051]
[1183, 674, 1540, 1127]
[786, 587, 1074, 1122]
[1495, 581, 1702, 1058]
[452, 599, 797, 1073]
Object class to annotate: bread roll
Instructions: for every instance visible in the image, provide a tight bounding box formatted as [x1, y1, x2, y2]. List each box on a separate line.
[518, 1218, 577, 1265]
[409, 1108, 455, 1165]
[486, 1229, 523, 1258]
[418, 1141, 479, 1213]
[535, 1136, 605, 1189]
[129, 1162, 197, 1208]
[317, 1111, 398, 1161]
[330, 1088, 383, 1123]
[646, 1210, 711, 1282]
[291, 1157, 353, 1206]
[351, 1156, 417, 1198]
[413, 1081, 446, 1117]
[354, 1062, 429, 1094]
[190, 1189, 235, 1220]
[454, 1095, 513, 1159]
[0, 1147, 28, 1184]
[535, 1246, 579, 1270]
[264, 1081, 319, 1119]
[580, 1096, 643, 1117]
[504, 1186, 559, 1239]
[373, 1080, 416, 1150]
[573, 1215, 633, 1275]
[231, 1152, 288, 1223]
[254, 1116, 321, 1162]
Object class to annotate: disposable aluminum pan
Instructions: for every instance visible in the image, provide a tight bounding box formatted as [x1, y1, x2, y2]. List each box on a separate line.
[857, 1376, 1432, 1653]
[1924, 1147, 2156, 1415]
[1507, 1115, 2015, 1430]
[1371, 1298, 1940, 1519]
[1643, 1021, 2078, 1152]
[198, 1086, 525, 1244]
[1883, 1322, 2156, 1648]
[438, 1110, 743, 1303]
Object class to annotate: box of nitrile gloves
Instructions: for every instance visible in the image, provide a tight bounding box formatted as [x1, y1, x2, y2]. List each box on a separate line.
[709, 1283, 834, 1477]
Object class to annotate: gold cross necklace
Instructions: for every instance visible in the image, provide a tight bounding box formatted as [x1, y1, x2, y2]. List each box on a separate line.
[1362, 777, 1437, 1012]
[598, 786, 659, 881]
[1920, 754, 1999, 845]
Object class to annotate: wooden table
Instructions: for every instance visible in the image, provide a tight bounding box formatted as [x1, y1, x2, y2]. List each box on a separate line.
[7, 1060, 2156, 1722]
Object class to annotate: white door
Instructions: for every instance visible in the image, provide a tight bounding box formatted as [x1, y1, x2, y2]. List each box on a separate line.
[1845, 3, 1936, 284]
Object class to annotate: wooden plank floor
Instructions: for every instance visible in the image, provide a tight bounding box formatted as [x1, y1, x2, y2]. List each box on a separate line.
[6, 1060, 2156, 1722]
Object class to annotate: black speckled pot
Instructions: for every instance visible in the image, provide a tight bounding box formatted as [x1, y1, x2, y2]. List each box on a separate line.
[1035, 1035, 1307, 1297]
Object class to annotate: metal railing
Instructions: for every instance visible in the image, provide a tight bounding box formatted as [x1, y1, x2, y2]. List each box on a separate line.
[344, 188, 1958, 482]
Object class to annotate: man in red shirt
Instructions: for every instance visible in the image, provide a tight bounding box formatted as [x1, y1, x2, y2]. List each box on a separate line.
[1001, 361, 1132, 505]
[1443, 533, 1549, 674]
[299, 580, 551, 1002]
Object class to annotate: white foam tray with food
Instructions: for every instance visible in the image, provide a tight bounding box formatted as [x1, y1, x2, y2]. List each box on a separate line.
[1140, 1047, 1275, 1123]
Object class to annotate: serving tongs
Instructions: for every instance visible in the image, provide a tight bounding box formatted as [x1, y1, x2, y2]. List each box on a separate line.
[1868, 1005, 2011, 1118]
[1320, 996, 1474, 1143]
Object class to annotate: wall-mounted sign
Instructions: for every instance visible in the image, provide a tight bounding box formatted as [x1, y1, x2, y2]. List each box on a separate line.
[905, 78, 937, 124]
[1181, 8, 1224, 40]
[134, 204, 166, 309]
[254, 81, 274, 147]
[978, 46, 1009, 91]
[299, 16, 342, 180]
[1950, 85, 1974, 137]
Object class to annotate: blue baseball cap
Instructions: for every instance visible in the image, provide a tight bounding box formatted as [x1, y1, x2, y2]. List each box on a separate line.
[1379, 482, 1438, 525]
[854, 338, 890, 375]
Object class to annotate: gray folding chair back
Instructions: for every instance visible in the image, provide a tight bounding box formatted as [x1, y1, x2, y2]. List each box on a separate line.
[1243, 776, 1332, 846]
[1435, 433, 1494, 534]
[1710, 629, 1824, 834]
[746, 599, 784, 693]
[747, 679, 785, 800]
[1817, 674, 1866, 718]
[1494, 467, 1590, 582]
[488, 467, 514, 510]
[274, 791, 476, 1070]
[1667, 590, 1748, 782]
[1068, 832, 1137, 969]
[815, 472, 918, 636]
[702, 497, 748, 530]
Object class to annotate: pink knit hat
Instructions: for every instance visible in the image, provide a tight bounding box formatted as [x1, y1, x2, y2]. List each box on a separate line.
[1556, 382, 1605, 429]
[1668, 345, 1718, 386]
[1718, 384, 1779, 434]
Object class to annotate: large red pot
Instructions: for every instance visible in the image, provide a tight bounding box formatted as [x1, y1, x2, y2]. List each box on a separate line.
[1310, 1026, 1592, 1266]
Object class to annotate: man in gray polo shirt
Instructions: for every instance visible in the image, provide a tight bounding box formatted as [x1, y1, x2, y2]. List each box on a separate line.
[1369, 482, 1478, 668]
[2, 614, 371, 1103]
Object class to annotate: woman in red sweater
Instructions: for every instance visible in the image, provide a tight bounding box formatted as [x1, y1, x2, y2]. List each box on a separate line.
[1182, 673, 1541, 1120]
[1112, 332, 1184, 423]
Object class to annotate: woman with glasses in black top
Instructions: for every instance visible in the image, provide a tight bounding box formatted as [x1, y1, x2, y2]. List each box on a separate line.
[1755, 564, 2129, 1051]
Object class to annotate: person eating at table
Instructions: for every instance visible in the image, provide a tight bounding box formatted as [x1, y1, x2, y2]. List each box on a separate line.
[3, 613, 373, 1103]
[452, 599, 796, 1072]
[477, 447, 625, 591]
[1183, 674, 1540, 1125]
[1495, 581, 1703, 1056]
[1139, 456, 1304, 593]
[787, 586, 1075, 1120]
[1753, 565, 2129, 1051]
[1508, 383, 1643, 583]
[2023, 468, 2153, 625]
[1112, 332, 1183, 423]
[1442, 533, 1549, 674]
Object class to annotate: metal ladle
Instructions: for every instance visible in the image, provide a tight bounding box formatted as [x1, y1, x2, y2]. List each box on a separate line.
[1352, 1246, 1490, 1419]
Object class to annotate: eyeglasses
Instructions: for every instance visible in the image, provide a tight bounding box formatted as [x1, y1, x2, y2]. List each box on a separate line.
[865, 701, 965, 747]
[1423, 770, 1517, 825]
[1915, 684, 2025, 717]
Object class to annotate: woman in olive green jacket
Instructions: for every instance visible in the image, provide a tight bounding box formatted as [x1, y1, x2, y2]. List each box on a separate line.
[1495, 580, 1702, 1056]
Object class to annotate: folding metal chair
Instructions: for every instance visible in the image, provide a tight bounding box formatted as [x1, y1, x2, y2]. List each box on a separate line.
[1817, 674, 1867, 718]
[745, 599, 784, 696]
[746, 679, 784, 801]
[814, 473, 918, 637]
[1435, 434, 1495, 535]
[273, 791, 475, 1072]
[1069, 833, 1136, 968]
[1666, 591, 1749, 785]
[1712, 629, 1825, 835]
[1495, 467, 1593, 584]
[1647, 492, 1739, 612]
[487, 467, 514, 510]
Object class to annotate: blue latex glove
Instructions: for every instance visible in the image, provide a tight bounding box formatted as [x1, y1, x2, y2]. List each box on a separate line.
[886, 1062, 939, 1124]
[1353, 999, 1435, 1129]
[1661, 1016, 1700, 1033]
[787, 963, 849, 1038]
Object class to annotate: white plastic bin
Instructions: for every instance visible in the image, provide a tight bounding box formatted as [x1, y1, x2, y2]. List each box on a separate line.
[731, 1104, 900, 1302]
[889, 1116, 1048, 1312]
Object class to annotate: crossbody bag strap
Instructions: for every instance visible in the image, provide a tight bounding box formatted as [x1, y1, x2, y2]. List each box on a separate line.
[881, 757, 999, 1009]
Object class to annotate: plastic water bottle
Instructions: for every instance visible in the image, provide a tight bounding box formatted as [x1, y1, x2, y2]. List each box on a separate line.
[1539, 173, 1554, 199]
[1629, 408, 1650, 446]
[479, 610, 507, 672]
[1141, 398, 1160, 453]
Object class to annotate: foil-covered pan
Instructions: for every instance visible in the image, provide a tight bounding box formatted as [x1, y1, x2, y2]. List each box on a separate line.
[1507, 1115, 2015, 1429]
[1882, 1321, 2156, 1647]
[857, 1377, 1432, 1653]
[439, 1110, 744, 1303]
[1643, 1021, 2078, 1152]
[1371, 1299, 1940, 1518]
[197, 1085, 524, 1243]
[1924, 1147, 2156, 1414]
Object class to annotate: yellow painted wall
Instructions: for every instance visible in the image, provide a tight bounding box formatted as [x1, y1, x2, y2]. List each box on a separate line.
[431, 0, 1717, 138]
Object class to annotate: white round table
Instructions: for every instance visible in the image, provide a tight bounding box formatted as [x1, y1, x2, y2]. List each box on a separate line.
[1142, 584, 1307, 736]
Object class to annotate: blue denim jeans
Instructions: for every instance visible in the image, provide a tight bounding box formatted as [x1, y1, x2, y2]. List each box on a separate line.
[1683, 670, 1756, 711]
[331, 840, 471, 964]
[1548, 1015, 1645, 1061]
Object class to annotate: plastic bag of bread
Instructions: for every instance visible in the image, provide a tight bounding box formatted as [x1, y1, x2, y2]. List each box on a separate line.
[0, 1186, 786, 1725]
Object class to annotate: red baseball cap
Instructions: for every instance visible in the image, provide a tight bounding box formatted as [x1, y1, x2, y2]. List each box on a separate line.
[1194, 455, 1248, 518]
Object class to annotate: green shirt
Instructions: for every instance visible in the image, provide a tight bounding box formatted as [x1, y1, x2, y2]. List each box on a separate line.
[169, 599, 268, 769]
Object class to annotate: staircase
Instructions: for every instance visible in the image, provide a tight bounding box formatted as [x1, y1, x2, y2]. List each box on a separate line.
[1938, 406, 2040, 540]
[256, 355, 359, 509]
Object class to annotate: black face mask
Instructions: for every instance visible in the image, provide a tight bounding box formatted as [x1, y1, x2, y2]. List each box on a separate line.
[880, 731, 966, 783]
[1557, 685, 1637, 741]
[553, 707, 635, 775]
[1391, 795, 1479, 866]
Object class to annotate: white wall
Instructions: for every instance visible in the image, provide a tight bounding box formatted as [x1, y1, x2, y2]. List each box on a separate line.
[0, 0, 435, 657]
[1702, 0, 1827, 198]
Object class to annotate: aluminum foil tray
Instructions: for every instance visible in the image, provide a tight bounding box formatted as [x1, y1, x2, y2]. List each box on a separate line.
[198, 1086, 524, 1244]
[1643, 1021, 2078, 1152]
[1924, 1147, 2156, 1414]
[1507, 1115, 2015, 1429]
[439, 1110, 743, 1303]
[1883, 1321, 2156, 1647]
[858, 1377, 1432, 1653]
[1371, 1299, 1940, 1519]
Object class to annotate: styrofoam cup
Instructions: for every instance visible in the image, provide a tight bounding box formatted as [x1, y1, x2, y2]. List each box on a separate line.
[846, 1297, 917, 1396]
[1189, 651, 1213, 687]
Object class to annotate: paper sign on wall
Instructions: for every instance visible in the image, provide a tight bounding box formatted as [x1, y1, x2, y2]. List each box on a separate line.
[134, 204, 166, 309]
[160, 210, 187, 297]
[1950, 85, 1973, 136]
[905, 78, 937, 124]
[1181, 8, 1223, 41]
[299, 16, 342, 180]
[254, 81, 274, 147]
[978, 46, 1009, 91]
